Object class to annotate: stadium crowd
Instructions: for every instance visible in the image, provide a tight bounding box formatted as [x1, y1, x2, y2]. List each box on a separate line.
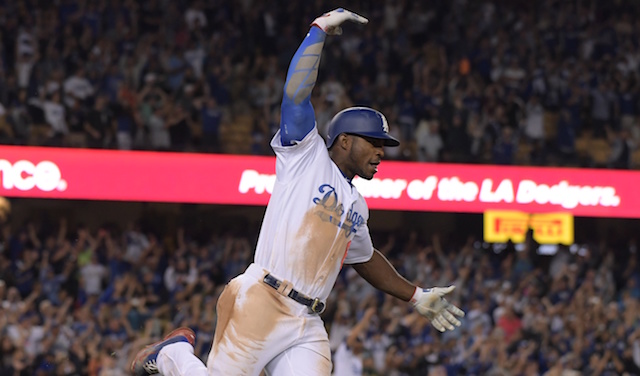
[0, 215, 639, 375]
[0, 0, 639, 167]
[2, 0, 640, 375]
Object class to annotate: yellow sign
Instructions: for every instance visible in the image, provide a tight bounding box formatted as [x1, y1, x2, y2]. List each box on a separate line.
[484, 210, 574, 245]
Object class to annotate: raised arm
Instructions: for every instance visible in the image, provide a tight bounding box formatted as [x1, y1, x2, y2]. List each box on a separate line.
[346, 307, 376, 349]
[279, 8, 368, 145]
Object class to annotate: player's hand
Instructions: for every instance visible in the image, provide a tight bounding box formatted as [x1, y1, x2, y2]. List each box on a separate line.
[311, 8, 368, 35]
[412, 286, 465, 332]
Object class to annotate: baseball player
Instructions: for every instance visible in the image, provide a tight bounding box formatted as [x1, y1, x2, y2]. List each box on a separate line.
[131, 8, 464, 376]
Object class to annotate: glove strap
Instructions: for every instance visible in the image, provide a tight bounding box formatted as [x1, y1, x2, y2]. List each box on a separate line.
[409, 286, 424, 305]
[410, 287, 432, 305]
[310, 21, 328, 34]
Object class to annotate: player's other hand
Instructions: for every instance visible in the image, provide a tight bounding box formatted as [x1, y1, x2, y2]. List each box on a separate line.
[311, 8, 368, 35]
[412, 286, 465, 332]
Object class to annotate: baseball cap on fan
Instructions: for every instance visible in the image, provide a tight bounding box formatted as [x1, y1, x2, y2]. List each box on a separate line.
[326, 107, 400, 148]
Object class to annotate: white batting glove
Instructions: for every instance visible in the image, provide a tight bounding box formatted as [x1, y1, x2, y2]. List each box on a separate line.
[411, 286, 465, 332]
[311, 8, 369, 35]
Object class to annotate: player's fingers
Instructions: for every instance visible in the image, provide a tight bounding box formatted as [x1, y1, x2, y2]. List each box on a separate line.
[331, 8, 368, 24]
[447, 304, 465, 318]
[437, 285, 456, 296]
[346, 10, 369, 24]
[430, 317, 446, 332]
[325, 26, 343, 35]
[435, 314, 455, 331]
[442, 310, 462, 328]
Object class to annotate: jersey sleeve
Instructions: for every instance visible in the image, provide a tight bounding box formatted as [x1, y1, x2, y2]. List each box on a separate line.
[270, 126, 329, 183]
[343, 222, 374, 264]
[343, 200, 374, 264]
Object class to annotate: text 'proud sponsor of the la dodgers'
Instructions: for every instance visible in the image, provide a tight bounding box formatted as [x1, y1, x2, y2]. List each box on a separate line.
[238, 169, 621, 210]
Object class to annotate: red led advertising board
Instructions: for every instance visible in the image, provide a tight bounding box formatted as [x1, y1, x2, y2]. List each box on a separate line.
[0, 145, 638, 218]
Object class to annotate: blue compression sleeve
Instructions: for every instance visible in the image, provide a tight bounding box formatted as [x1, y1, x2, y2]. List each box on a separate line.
[280, 27, 326, 146]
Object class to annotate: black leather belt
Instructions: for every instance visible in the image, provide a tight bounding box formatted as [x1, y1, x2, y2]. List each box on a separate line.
[263, 274, 325, 314]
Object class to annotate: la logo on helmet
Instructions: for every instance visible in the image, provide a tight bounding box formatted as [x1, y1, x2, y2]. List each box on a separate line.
[381, 116, 389, 133]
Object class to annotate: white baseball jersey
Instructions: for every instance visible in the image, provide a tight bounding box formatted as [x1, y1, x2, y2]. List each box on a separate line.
[253, 126, 375, 302]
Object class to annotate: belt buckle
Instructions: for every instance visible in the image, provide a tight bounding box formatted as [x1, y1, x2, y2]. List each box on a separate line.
[310, 298, 325, 314]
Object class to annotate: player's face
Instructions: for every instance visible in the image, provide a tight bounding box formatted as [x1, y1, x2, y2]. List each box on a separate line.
[348, 135, 385, 180]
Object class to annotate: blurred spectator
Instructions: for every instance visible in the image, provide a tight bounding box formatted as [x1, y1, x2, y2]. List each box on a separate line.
[556, 109, 577, 164]
[415, 119, 443, 162]
[199, 97, 223, 153]
[42, 91, 68, 143]
[333, 307, 376, 376]
[590, 81, 617, 139]
[442, 114, 470, 163]
[84, 95, 113, 149]
[184, 0, 207, 32]
[112, 93, 138, 150]
[163, 256, 197, 301]
[607, 128, 635, 169]
[79, 253, 107, 298]
[522, 95, 545, 144]
[492, 126, 517, 165]
[165, 103, 192, 151]
[63, 67, 94, 108]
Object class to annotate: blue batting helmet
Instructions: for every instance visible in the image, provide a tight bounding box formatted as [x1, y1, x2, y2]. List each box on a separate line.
[326, 107, 400, 148]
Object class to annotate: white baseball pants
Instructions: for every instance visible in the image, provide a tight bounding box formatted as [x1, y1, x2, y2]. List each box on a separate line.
[158, 263, 332, 376]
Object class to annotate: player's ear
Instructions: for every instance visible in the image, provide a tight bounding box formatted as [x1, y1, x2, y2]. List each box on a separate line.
[337, 133, 352, 150]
